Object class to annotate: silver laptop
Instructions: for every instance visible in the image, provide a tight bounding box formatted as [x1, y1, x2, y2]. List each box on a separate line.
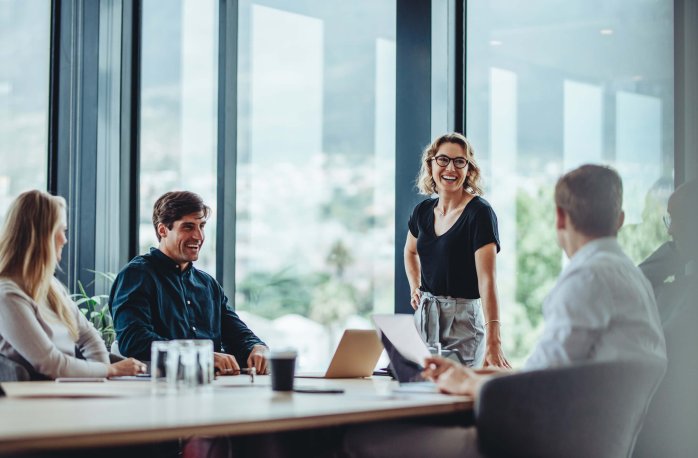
[295, 329, 383, 379]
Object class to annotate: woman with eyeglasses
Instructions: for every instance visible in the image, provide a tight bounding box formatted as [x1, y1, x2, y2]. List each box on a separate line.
[0, 190, 146, 379]
[405, 132, 510, 368]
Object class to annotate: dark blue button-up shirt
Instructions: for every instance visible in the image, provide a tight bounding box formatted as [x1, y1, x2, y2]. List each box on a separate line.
[109, 248, 264, 363]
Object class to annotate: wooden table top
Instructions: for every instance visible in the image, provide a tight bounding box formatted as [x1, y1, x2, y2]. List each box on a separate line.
[0, 376, 472, 455]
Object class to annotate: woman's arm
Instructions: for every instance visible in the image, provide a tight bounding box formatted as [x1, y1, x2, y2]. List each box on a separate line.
[404, 231, 422, 310]
[75, 307, 110, 364]
[474, 243, 511, 368]
[0, 290, 109, 378]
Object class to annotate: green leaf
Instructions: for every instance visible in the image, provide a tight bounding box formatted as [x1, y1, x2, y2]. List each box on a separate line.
[74, 297, 94, 306]
[86, 269, 117, 284]
[77, 281, 88, 298]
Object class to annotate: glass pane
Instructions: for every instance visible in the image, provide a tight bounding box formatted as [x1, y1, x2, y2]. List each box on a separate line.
[0, 0, 50, 220]
[466, 1, 674, 363]
[139, 0, 219, 274]
[236, 0, 396, 370]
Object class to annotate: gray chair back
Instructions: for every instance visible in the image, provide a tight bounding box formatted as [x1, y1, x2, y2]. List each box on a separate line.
[0, 354, 31, 382]
[634, 286, 698, 457]
[475, 360, 665, 458]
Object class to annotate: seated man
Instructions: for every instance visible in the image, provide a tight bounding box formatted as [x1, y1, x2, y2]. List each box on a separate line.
[343, 164, 666, 457]
[635, 179, 698, 456]
[109, 191, 268, 374]
[639, 180, 697, 322]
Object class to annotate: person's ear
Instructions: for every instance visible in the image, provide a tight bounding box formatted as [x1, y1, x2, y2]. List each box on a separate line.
[616, 210, 625, 232]
[157, 223, 168, 240]
[555, 206, 566, 230]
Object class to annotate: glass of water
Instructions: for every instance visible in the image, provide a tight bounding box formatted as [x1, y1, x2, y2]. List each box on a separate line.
[150, 339, 214, 394]
[151, 340, 180, 394]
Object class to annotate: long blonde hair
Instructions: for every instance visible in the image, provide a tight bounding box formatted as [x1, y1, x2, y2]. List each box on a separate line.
[416, 132, 484, 196]
[0, 190, 78, 340]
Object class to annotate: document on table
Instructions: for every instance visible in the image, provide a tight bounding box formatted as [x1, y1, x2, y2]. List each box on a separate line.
[372, 314, 431, 365]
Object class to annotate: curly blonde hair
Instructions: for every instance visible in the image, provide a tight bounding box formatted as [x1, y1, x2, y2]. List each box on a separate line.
[415, 132, 483, 195]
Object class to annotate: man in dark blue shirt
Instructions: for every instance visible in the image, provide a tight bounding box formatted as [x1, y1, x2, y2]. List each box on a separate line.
[109, 191, 268, 374]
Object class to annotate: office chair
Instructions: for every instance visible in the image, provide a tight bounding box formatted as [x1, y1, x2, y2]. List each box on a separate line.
[110, 340, 122, 357]
[475, 360, 665, 458]
[108, 340, 125, 363]
[634, 281, 698, 457]
[0, 354, 31, 382]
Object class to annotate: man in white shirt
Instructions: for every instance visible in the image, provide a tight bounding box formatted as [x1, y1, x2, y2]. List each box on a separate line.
[343, 164, 666, 458]
[425, 164, 665, 393]
[523, 238, 666, 370]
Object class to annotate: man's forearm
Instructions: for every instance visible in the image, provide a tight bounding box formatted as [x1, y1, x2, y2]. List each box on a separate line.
[116, 325, 165, 361]
[223, 336, 265, 363]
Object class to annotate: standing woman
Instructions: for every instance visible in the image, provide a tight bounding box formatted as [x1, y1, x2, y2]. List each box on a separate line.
[0, 190, 146, 379]
[405, 133, 510, 368]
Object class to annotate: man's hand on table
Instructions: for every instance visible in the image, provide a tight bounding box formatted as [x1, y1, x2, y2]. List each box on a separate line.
[247, 345, 269, 375]
[213, 346, 269, 376]
[422, 356, 505, 397]
[214, 352, 241, 375]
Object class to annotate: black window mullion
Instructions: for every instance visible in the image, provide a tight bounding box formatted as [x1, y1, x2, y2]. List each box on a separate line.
[216, 0, 239, 293]
[49, 0, 100, 295]
[395, 0, 432, 314]
[455, 0, 466, 135]
[48, 0, 62, 195]
[121, 0, 142, 264]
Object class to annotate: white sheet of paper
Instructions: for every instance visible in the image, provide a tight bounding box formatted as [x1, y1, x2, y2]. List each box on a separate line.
[371, 314, 431, 365]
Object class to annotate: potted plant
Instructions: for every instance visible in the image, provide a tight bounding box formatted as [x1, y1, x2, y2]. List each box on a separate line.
[71, 270, 117, 351]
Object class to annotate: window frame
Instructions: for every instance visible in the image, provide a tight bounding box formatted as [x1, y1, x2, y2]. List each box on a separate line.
[43, 0, 693, 300]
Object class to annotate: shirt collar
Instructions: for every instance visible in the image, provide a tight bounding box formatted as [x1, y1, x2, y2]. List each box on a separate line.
[149, 247, 193, 274]
[567, 237, 621, 269]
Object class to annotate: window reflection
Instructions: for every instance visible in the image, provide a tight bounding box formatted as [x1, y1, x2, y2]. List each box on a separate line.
[0, 0, 50, 220]
[467, 0, 674, 363]
[139, 0, 218, 274]
[236, 0, 396, 370]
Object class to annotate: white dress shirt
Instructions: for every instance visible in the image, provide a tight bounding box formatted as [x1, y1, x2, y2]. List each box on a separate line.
[525, 237, 666, 370]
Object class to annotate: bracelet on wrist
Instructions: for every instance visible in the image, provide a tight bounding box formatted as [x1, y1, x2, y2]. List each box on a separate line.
[484, 319, 501, 326]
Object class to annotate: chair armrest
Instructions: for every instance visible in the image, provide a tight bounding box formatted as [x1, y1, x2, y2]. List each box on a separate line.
[0, 354, 32, 382]
[108, 353, 125, 364]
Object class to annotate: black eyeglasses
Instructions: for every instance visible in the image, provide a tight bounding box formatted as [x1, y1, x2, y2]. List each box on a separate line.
[663, 213, 671, 230]
[430, 155, 469, 169]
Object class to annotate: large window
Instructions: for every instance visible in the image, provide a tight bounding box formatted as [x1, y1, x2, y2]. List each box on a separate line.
[235, 0, 396, 370]
[139, 0, 219, 274]
[0, 0, 50, 219]
[466, 1, 674, 362]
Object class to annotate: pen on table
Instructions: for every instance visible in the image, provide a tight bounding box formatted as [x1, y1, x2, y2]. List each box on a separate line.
[241, 367, 256, 383]
[216, 367, 256, 382]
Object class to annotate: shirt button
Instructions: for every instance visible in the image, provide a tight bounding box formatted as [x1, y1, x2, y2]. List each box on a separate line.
[192, 326, 197, 332]
[187, 300, 191, 305]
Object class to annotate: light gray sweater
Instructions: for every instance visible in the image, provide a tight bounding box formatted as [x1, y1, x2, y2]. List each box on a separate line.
[0, 278, 109, 378]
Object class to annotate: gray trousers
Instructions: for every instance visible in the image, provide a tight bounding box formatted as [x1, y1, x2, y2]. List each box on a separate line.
[414, 291, 485, 367]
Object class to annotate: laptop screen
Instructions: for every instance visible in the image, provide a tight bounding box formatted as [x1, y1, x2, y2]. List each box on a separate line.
[372, 313, 434, 384]
[380, 331, 428, 383]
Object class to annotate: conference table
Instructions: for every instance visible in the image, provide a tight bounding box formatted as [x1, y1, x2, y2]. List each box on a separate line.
[0, 375, 472, 455]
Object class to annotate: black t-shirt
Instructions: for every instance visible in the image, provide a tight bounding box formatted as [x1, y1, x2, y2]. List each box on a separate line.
[408, 196, 500, 299]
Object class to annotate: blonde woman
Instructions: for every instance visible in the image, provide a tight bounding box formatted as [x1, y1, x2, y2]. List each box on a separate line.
[0, 190, 145, 379]
[405, 133, 510, 368]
